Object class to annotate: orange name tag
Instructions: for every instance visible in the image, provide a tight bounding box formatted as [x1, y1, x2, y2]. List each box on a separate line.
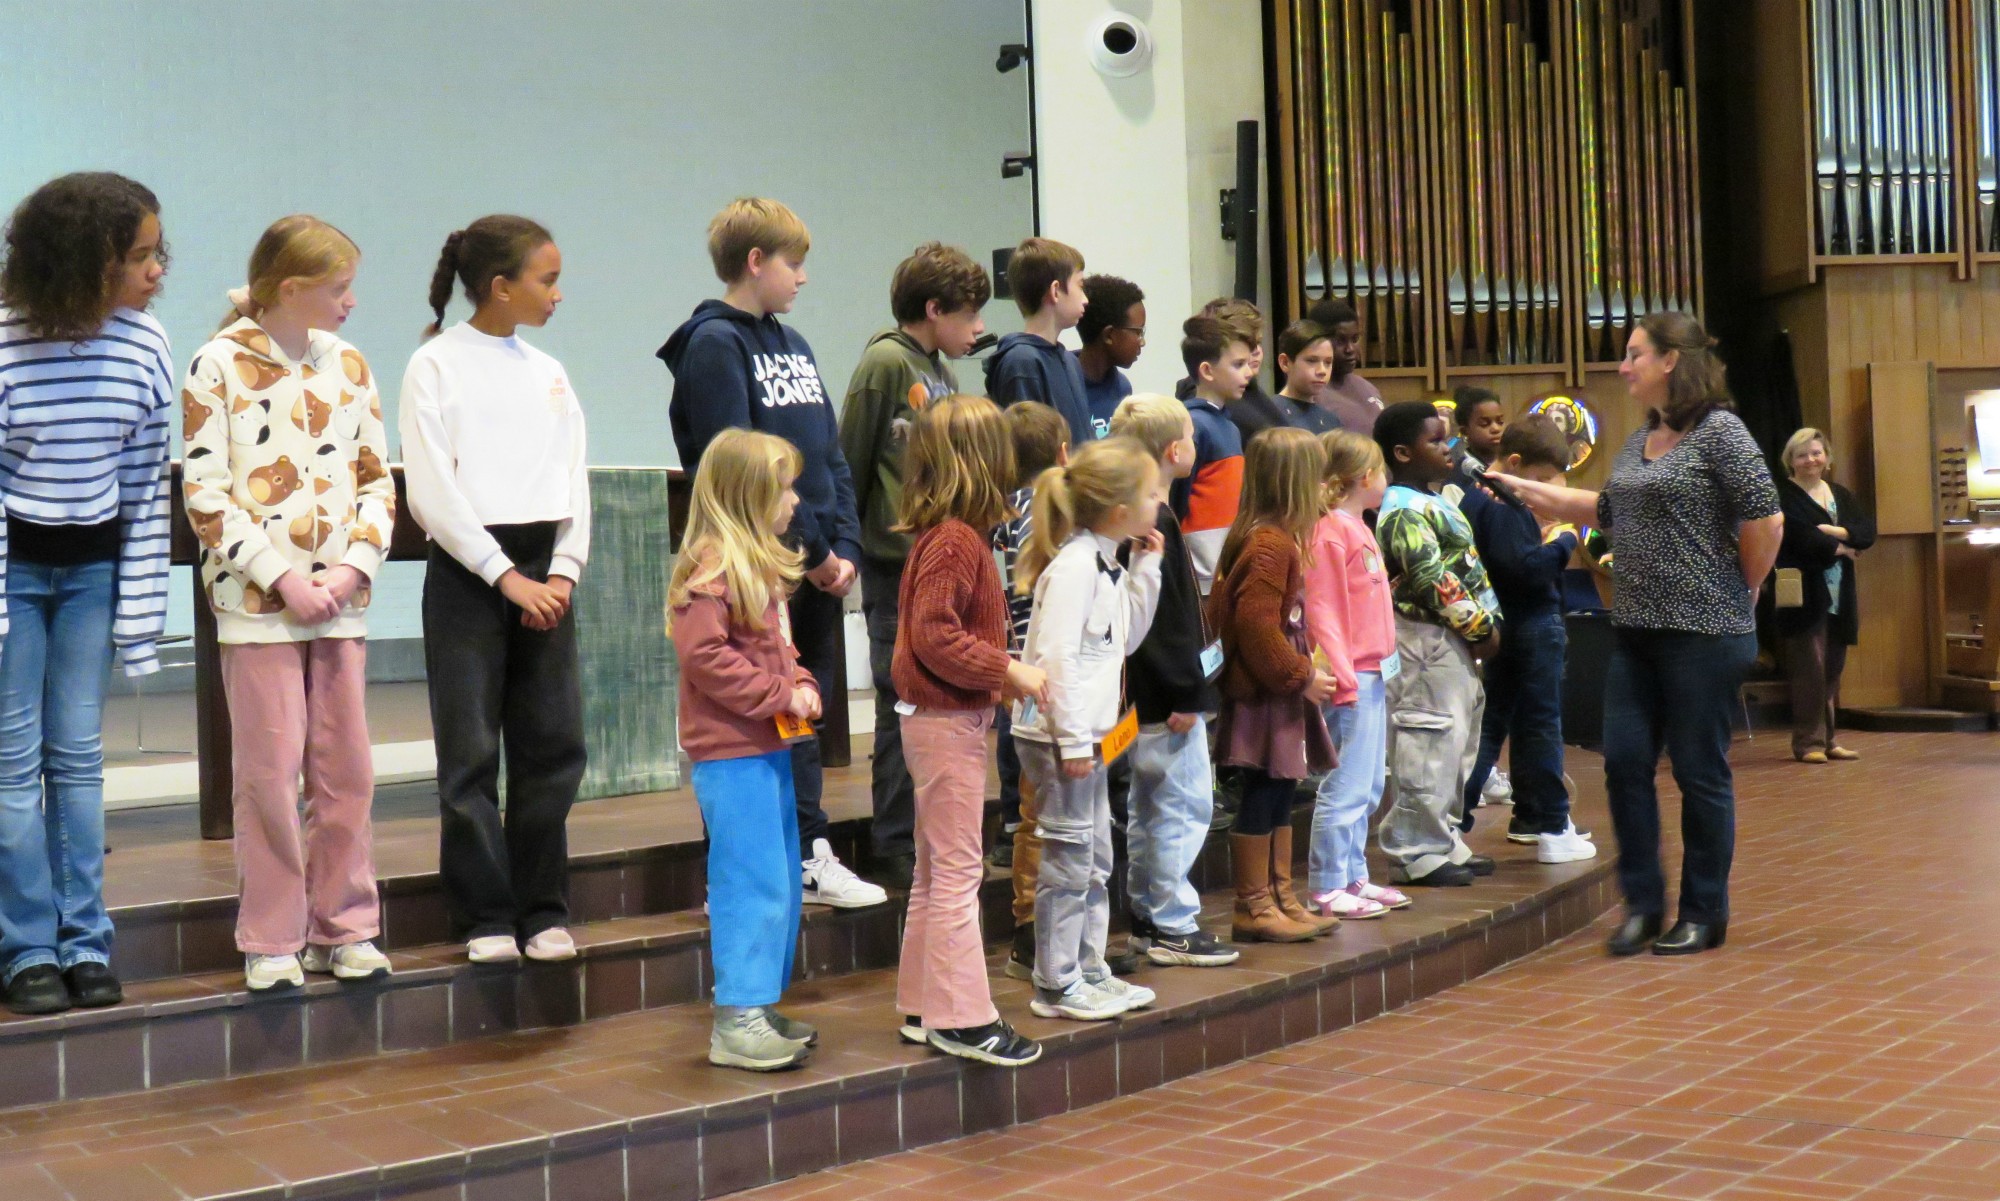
[775, 712, 816, 744]
[1100, 707, 1139, 765]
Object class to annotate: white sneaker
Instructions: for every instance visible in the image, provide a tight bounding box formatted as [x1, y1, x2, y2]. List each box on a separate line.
[802, 838, 888, 909]
[302, 941, 391, 981]
[1538, 825, 1600, 864]
[1088, 974, 1155, 1010]
[1030, 977, 1128, 1021]
[466, 935, 521, 964]
[1483, 769, 1514, 803]
[524, 928, 578, 961]
[245, 953, 304, 992]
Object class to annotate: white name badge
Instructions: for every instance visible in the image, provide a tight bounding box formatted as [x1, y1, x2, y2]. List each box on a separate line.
[1199, 640, 1225, 681]
[1379, 651, 1403, 681]
[894, 700, 918, 717]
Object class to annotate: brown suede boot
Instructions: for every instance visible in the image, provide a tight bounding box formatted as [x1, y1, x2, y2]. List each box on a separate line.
[1270, 826, 1339, 935]
[1231, 833, 1319, 943]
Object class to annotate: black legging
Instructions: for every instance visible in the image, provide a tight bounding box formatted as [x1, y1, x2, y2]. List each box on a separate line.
[1231, 769, 1295, 836]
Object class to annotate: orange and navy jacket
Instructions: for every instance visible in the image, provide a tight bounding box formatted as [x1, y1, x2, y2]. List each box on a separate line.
[1170, 396, 1243, 596]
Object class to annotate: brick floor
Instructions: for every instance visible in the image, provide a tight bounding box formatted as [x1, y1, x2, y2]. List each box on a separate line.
[738, 730, 2000, 1201]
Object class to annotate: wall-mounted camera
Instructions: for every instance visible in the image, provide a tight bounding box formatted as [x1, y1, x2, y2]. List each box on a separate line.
[996, 42, 1030, 73]
[1088, 14, 1153, 77]
[1001, 151, 1035, 180]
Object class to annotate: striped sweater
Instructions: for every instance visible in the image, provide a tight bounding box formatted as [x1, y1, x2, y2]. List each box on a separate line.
[0, 308, 173, 676]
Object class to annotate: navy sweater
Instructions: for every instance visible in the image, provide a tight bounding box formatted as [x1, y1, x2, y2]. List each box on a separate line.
[659, 300, 861, 569]
[1457, 477, 1578, 623]
[983, 331, 1094, 447]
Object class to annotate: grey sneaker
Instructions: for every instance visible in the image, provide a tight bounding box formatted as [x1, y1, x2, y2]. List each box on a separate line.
[1087, 974, 1156, 1010]
[766, 1007, 818, 1046]
[1029, 977, 1127, 1021]
[709, 1007, 810, 1071]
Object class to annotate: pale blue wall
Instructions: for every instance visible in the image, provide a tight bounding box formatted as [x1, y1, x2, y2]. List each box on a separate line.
[0, 0, 1033, 639]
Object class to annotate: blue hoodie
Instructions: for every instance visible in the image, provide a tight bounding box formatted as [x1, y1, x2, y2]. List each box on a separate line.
[983, 331, 1095, 447]
[659, 300, 861, 569]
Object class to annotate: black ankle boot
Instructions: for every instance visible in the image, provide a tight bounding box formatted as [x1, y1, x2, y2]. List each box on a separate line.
[1652, 919, 1727, 956]
[1606, 913, 1664, 957]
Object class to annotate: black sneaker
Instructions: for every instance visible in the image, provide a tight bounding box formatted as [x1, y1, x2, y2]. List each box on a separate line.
[64, 962, 122, 1008]
[1146, 929, 1241, 967]
[1405, 862, 1476, 887]
[1506, 818, 1541, 845]
[989, 839, 1014, 869]
[928, 1020, 1042, 1067]
[4, 965, 69, 1015]
[1005, 922, 1034, 981]
[1126, 914, 1158, 949]
[898, 1015, 927, 1046]
[1464, 855, 1497, 876]
[1104, 943, 1142, 976]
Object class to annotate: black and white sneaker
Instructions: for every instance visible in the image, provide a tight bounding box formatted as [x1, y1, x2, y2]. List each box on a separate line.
[1506, 818, 1541, 845]
[898, 1015, 927, 1045]
[928, 1020, 1042, 1067]
[1146, 929, 1241, 967]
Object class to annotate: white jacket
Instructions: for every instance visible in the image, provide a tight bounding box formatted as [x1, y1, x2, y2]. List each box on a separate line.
[1011, 530, 1162, 758]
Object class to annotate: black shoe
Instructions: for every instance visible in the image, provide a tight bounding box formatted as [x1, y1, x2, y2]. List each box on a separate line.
[1606, 913, 1664, 957]
[64, 962, 122, 1008]
[1104, 944, 1142, 976]
[1405, 863, 1476, 887]
[1145, 929, 1241, 967]
[1464, 855, 1496, 876]
[989, 839, 1014, 869]
[1005, 922, 1034, 981]
[928, 1019, 1042, 1067]
[1652, 920, 1727, 956]
[875, 853, 916, 893]
[1126, 914, 1157, 947]
[1506, 819, 1540, 845]
[5, 965, 69, 1015]
[898, 1015, 927, 1046]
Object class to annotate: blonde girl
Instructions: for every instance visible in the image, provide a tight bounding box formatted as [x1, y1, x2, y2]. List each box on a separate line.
[1012, 436, 1164, 1021]
[889, 395, 1047, 1066]
[1209, 427, 1340, 943]
[182, 216, 395, 992]
[1303, 431, 1408, 922]
[668, 428, 822, 1072]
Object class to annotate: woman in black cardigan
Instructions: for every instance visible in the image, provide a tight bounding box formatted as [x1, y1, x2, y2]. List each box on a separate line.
[1772, 428, 1874, 763]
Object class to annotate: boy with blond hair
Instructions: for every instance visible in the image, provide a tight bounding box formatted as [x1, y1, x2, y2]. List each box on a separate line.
[660, 197, 885, 910]
[985, 237, 1094, 448]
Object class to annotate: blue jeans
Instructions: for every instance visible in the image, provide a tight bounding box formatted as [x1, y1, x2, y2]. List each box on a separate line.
[692, 751, 801, 1008]
[1312, 673, 1387, 892]
[0, 561, 116, 984]
[1602, 628, 1758, 925]
[1466, 613, 1569, 835]
[1124, 717, 1211, 936]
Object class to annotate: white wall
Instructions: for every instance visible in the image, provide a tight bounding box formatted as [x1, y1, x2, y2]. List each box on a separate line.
[1031, 0, 1269, 390]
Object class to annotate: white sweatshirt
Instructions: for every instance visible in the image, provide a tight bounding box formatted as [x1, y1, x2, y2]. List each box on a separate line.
[397, 322, 590, 583]
[1011, 530, 1163, 759]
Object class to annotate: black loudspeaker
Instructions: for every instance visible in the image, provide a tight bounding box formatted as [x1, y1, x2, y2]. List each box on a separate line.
[1231, 120, 1259, 301]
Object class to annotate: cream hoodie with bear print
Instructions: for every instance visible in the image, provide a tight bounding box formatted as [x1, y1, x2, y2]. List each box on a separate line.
[180, 318, 396, 643]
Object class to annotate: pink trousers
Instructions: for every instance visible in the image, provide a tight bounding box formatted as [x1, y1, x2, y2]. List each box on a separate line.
[221, 638, 380, 955]
[895, 709, 999, 1030]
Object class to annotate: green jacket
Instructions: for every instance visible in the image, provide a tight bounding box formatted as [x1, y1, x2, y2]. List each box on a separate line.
[837, 329, 958, 566]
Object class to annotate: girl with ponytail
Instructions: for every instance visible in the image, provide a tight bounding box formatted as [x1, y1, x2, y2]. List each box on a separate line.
[397, 216, 592, 965]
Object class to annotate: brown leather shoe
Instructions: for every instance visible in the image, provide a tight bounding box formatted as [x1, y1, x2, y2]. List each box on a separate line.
[1270, 826, 1338, 935]
[1230, 833, 1320, 943]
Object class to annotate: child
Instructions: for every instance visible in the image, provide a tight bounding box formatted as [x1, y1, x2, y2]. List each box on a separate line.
[984, 236, 1094, 447]
[838, 242, 991, 894]
[891, 395, 1047, 1066]
[660, 199, 883, 908]
[400, 215, 590, 963]
[1076, 275, 1145, 440]
[1110, 395, 1239, 967]
[183, 216, 395, 992]
[1210, 428, 1341, 942]
[1174, 315, 1256, 596]
[1302, 431, 1409, 920]
[1463, 417, 1596, 863]
[1013, 437, 1164, 1020]
[667, 429, 820, 1072]
[1370, 402, 1501, 887]
[1306, 299, 1384, 434]
[1453, 386, 1507, 481]
[1177, 298, 1289, 441]
[1276, 321, 1341, 435]
[991, 402, 1070, 979]
[0, 173, 172, 1015]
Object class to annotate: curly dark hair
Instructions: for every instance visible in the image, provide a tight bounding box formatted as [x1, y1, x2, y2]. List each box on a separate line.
[1, 173, 165, 341]
[1077, 274, 1145, 346]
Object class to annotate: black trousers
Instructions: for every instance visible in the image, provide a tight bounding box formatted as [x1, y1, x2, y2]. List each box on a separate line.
[1231, 769, 1294, 836]
[788, 579, 842, 859]
[423, 524, 587, 941]
[860, 558, 915, 860]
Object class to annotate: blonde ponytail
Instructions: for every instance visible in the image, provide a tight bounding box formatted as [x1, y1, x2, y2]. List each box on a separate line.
[1014, 436, 1157, 594]
[216, 215, 359, 336]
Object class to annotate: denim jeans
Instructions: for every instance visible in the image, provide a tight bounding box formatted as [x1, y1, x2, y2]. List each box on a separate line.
[0, 560, 116, 984]
[1465, 613, 1570, 835]
[1125, 717, 1211, 936]
[1602, 627, 1758, 925]
[693, 750, 801, 1008]
[1312, 673, 1387, 892]
[861, 558, 915, 860]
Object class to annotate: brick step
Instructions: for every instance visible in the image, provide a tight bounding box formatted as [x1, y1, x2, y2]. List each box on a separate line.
[0, 830, 1617, 1201]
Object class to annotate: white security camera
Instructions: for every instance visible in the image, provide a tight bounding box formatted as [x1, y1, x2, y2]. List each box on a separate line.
[1088, 14, 1153, 77]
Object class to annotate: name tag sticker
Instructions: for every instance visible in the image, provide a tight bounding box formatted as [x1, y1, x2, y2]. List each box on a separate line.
[1380, 651, 1402, 681]
[775, 712, 816, 744]
[894, 700, 918, 717]
[1017, 696, 1039, 726]
[1200, 640, 1225, 681]
[1100, 707, 1140, 765]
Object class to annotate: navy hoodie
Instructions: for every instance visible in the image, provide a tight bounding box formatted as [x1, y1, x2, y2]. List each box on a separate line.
[1452, 476, 1577, 623]
[659, 300, 861, 569]
[983, 331, 1094, 447]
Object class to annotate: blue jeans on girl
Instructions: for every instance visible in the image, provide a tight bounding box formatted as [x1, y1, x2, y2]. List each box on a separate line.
[692, 750, 802, 1007]
[1311, 672, 1388, 892]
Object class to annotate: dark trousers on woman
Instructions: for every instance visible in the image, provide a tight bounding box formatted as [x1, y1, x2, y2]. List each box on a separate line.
[424, 524, 587, 942]
[1601, 628, 1757, 926]
[1780, 623, 1848, 758]
[787, 579, 843, 861]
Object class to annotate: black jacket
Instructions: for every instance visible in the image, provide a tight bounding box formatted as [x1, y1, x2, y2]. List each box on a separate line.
[1124, 507, 1216, 721]
[1456, 477, 1577, 623]
[1771, 478, 1874, 644]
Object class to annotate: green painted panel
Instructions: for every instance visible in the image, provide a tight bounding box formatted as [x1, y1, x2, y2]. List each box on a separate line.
[573, 468, 679, 798]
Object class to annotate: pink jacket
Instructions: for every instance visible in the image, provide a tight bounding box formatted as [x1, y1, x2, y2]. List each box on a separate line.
[1304, 510, 1397, 706]
[671, 582, 818, 762]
